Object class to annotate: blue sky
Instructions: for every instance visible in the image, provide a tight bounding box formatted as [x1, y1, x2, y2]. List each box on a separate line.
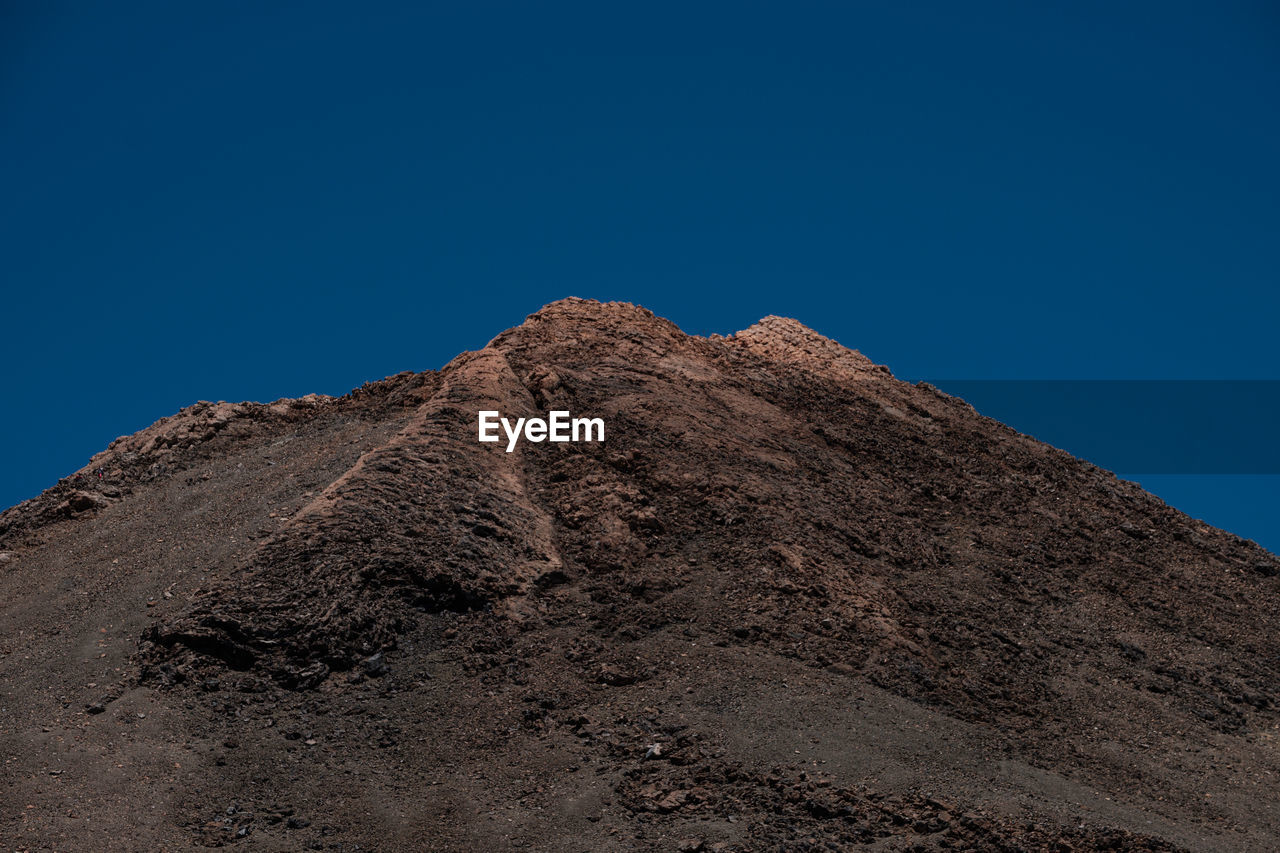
[3, 2, 1277, 547]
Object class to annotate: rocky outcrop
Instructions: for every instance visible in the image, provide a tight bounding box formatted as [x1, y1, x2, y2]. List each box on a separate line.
[15, 297, 1277, 851]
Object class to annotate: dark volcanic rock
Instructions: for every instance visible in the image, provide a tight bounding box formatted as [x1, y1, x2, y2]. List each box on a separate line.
[3, 298, 1277, 851]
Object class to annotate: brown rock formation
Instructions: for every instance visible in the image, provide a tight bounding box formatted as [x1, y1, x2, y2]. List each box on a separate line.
[2, 298, 1276, 851]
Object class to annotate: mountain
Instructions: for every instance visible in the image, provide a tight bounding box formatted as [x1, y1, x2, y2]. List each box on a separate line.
[2, 298, 1277, 852]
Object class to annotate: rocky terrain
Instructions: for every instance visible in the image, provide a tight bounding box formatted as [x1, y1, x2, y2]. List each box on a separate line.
[2, 298, 1277, 852]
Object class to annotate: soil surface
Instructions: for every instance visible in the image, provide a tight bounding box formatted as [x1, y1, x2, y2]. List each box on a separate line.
[2, 298, 1277, 852]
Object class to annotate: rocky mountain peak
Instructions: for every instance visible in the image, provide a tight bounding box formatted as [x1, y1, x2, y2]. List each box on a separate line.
[1, 300, 1276, 851]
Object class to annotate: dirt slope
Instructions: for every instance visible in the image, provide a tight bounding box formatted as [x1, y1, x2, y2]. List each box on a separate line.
[2, 298, 1277, 852]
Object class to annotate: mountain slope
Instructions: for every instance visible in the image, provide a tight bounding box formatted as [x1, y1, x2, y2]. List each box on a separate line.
[2, 298, 1277, 852]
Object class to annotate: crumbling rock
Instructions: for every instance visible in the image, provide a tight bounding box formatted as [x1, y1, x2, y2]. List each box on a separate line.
[11, 298, 1275, 851]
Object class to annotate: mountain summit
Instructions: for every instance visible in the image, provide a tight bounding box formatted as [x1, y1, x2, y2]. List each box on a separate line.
[2, 299, 1277, 851]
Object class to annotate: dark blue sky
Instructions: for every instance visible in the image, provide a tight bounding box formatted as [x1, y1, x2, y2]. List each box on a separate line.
[4, 2, 1278, 547]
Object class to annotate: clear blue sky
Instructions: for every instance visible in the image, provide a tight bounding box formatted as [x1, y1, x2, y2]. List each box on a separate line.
[3, 2, 1278, 547]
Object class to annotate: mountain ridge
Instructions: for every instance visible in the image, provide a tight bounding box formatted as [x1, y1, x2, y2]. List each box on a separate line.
[2, 298, 1277, 851]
